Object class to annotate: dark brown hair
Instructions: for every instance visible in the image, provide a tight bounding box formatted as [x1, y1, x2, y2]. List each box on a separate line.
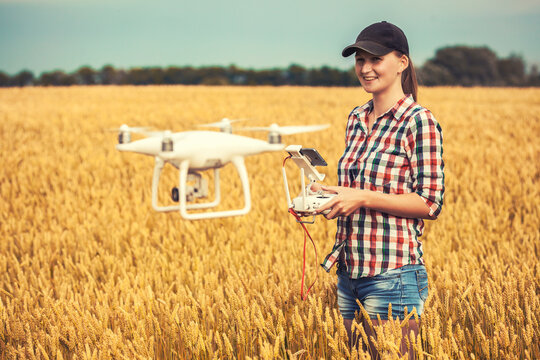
[400, 53, 418, 102]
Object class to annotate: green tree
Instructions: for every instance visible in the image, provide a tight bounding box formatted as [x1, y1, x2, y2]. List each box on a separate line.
[38, 70, 76, 86]
[126, 67, 156, 85]
[179, 67, 202, 84]
[497, 55, 526, 86]
[76, 66, 97, 85]
[0, 71, 9, 87]
[10, 70, 34, 87]
[286, 64, 308, 85]
[418, 62, 455, 86]
[163, 67, 183, 84]
[423, 46, 501, 86]
[527, 65, 540, 86]
[99, 65, 120, 85]
[199, 67, 229, 85]
[308, 66, 343, 86]
[253, 69, 286, 85]
[201, 75, 230, 85]
[342, 67, 358, 86]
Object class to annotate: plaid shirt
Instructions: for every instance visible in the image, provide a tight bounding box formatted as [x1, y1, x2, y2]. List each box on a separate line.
[321, 95, 444, 278]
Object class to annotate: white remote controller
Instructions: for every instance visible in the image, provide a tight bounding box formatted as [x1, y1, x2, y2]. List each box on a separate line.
[283, 145, 335, 221]
[291, 193, 336, 215]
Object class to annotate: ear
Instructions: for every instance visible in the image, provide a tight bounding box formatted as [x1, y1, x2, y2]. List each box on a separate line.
[398, 54, 409, 74]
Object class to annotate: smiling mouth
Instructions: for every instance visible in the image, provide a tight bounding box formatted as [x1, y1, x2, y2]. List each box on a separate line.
[363, 76, 377, 81]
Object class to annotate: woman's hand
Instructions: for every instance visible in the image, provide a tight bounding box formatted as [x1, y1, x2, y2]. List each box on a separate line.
[315, 185, 435, 220]
[316, 185, 370, 219]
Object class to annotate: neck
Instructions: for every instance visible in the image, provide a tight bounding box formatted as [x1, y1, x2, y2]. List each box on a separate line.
[371, 81, 405, 118]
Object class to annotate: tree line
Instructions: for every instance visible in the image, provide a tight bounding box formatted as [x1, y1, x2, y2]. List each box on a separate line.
[2, 46, 539, 87]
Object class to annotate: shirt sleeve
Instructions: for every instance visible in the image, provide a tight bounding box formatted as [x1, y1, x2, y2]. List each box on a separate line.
[406, 110, 445, 217]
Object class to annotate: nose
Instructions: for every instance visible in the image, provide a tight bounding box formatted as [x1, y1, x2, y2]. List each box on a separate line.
[360, 61, 372, 74]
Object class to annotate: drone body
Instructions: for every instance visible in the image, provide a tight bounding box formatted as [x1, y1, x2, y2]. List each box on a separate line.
[115, 120, 328, 220]
[117, 131, 284, 170]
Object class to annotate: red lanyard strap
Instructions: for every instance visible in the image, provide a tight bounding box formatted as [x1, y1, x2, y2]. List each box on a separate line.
[288, 208, 319, 300]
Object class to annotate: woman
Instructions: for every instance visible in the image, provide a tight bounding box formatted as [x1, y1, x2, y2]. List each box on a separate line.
[313, 21, 445, 358]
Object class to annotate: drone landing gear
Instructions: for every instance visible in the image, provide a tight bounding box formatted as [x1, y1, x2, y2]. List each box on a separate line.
[151, 156, 251, 220]
[152, 158, 220, 213]
[178, 157, 251, 220]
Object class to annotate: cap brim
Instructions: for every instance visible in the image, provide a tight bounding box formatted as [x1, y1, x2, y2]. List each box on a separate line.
[342, 40, 393, 57]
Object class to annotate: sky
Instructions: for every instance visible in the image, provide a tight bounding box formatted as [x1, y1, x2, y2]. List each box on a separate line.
[1, 0, 539, 75]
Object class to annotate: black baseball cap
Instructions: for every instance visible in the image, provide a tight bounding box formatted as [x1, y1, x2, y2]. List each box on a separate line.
[342, 21, 409, 57]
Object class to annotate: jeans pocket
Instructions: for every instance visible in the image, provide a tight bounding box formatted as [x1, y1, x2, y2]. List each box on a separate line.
[416, 269, 429, 302]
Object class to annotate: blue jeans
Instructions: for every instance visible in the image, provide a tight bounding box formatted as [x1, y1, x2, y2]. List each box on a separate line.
[337, 264, 429, 320]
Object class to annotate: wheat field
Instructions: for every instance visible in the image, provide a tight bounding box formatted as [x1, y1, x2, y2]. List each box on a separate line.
[0, 86, 538, 359]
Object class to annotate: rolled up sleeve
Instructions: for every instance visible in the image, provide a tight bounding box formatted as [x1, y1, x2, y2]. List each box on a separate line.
[407, 111, 445, 218]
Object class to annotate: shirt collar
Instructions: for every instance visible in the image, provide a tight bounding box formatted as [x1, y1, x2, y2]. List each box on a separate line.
[391, 94, 415, 120]
[352, 94, 415, 122]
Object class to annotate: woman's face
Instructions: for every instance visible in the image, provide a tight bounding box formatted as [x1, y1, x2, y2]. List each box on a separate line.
[354, 50, 408, 95]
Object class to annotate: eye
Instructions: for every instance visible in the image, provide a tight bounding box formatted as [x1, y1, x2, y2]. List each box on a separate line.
[372, 57, 382, 62]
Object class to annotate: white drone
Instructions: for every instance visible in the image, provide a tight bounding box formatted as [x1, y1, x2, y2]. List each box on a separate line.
[115, 118, 329, 220]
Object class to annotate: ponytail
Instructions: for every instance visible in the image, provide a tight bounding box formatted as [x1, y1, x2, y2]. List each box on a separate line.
[401, 55, 418, 102]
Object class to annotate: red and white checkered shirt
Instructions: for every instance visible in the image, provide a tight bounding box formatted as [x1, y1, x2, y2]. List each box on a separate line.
[321, 95, 444, 278]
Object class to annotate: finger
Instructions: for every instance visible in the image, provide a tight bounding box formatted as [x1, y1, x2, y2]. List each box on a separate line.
[325, 206, 340, 220]
[308, 182, 321, 193]
[321, 185, 339, 194]
[344, 207, 355, 217]
[320, 201, 339, 218]
[315, 197, 338, 214]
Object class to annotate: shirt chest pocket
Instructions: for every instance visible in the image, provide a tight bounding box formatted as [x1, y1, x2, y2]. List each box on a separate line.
[356, 151, 410, 194]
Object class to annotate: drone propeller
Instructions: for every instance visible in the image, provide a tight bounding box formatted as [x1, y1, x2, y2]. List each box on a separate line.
[199, 118, 249, 133]
[241, 123, 330, 135]
[239, 123, 329, 144]
[107, 124, 150, 133]
[112, 124, 172, 145]
[240, 123, 330, 135]
[107, 124, 160, 137]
